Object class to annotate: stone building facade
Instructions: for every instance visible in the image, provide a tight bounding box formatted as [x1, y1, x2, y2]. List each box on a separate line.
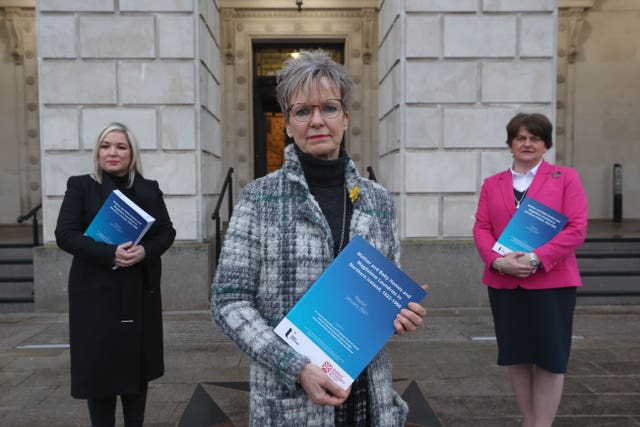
[0, 0, 637, 310]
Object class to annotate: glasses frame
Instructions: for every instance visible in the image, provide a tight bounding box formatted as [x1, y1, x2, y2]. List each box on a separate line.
[287, 98, 344, 123]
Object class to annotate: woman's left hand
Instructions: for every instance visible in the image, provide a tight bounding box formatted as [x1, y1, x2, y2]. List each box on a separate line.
[394, 284, 428, 336]
[113, 241, 146, 268]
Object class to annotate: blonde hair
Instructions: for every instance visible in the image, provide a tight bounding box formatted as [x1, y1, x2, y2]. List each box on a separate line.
[91, 122, 143, 188]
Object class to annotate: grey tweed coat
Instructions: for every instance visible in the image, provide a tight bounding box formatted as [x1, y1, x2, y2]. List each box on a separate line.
[211, 144, 409, 426]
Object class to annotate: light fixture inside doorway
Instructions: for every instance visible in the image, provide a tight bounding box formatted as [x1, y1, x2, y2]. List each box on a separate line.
[296, 0, 303, 12]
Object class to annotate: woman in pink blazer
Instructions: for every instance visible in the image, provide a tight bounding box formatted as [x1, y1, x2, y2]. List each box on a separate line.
[473, 113, 588, 427]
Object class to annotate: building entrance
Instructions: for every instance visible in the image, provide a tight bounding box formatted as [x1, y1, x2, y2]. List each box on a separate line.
[252, 43, 344, 178]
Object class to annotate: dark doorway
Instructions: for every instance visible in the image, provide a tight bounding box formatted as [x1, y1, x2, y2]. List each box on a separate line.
[252, 43, 344, 178]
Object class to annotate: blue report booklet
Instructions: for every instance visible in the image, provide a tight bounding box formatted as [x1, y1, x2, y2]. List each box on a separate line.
[492, 197, 568, 255]
[85, 190, 155, 248]
[274, 234, 427, 390]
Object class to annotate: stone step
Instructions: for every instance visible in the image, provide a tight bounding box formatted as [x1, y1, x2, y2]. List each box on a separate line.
[0, 262, 34, 278]
[578, 238, 640, 257]
[0, 301, 34, 314]
[0, 245, 34, 260]
[0, 244, 35, 313]
[0, 281, 34, 298]
[577, 257, 640, 274]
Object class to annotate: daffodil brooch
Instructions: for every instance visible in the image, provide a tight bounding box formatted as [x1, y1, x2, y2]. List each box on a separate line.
[349, 186, 360, 203]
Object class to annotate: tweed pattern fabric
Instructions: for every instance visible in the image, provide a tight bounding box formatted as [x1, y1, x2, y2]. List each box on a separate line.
[211, 144, 408, 426]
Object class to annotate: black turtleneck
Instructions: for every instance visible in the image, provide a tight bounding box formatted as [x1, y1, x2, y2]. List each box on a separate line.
[103, 172, 134, 199]
[294, 145, 353, 257]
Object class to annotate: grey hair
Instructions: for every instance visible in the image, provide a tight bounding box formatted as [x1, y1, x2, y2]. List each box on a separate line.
[276, 49, 353, 122]
[91, 122, 143, 188]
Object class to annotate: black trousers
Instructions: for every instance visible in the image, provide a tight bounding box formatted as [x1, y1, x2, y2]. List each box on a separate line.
[87, 383, 148, 427]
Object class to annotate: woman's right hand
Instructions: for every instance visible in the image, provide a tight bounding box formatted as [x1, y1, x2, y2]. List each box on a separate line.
[298, 363, 350, 406]
[494, 252, 536, 278]
[113, 241, 146, 268]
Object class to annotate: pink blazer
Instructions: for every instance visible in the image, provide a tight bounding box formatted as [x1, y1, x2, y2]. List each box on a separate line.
[473, 160, 588, 290]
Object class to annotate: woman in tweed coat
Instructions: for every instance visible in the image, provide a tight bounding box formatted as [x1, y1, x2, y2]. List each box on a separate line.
[211, 50, 426, 426]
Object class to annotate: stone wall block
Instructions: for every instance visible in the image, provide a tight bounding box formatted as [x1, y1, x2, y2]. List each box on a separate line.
[208, 73, 220, 118]
[41, 198, 62, 246]
[161, 107, 196, 150]
[443, 196, 478, 236]
[202, 152, 220, 195]
[212, 116, 222, 158]
[40, 62, 117, 104]
[44, 153, 92, 196]
[444, 15, 516, 58]
[406, 15, 440, 58]
[444, 108, 515, 148]
[378, 0, 401, 46]
[119, 0, 193, 12]
[379, 65, 400, 118]
[406, 107, 441, 148]
[379, 107, 399, 155]
[520, 15, 555, 57]
[405, 151, 477, 192]
[378, 22, 400, 80]
[378, 152, 401, 193]
[159, 15, 194, 59]
[200, 108, 212, 154]
[120, 62, 195, 104]
[480, 151, 513, 182]
[143, 152, 197, 195]
[39, 0, 114, 12]
[80, 16, 155, 58]
[38, 15, 76, 58]
[199, 108, 220, 155]
[406, 0, 477, 12]
[42, 108, 79, 150]
[406, 62, 477, 103]
[405, 196, 439, 237]
[33, 244, 71, 312]
[482, 62, 553, 103]
[164, 197, 198, 240]
[81, 108, 157, 150]
[483, 0, 554, 12]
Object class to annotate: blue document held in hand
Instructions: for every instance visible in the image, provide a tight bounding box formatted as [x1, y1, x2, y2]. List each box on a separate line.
[492, 197, 568, 255]
[274, 234, 427, 390]
[85, 190, 155, 247]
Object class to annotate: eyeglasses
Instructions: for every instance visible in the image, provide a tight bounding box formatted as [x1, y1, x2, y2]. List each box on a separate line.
[514, 135, 543, 143]
[287, 99, 343, 122]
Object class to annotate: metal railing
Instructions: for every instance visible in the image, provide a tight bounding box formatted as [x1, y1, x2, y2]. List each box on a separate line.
[16, 203, 42, 246]
[366, 166, 377, 182]
[211, 168, 234, 266]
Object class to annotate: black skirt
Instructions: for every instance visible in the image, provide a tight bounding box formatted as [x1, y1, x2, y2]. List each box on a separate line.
[488, 286, 577, 374]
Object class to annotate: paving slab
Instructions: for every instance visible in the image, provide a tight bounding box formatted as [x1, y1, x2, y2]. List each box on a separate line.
[0, 305, 639, 426]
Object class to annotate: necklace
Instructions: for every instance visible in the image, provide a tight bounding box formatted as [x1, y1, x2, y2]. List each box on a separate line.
[515, 188, 528, 209]
[338, 185, 347, 252]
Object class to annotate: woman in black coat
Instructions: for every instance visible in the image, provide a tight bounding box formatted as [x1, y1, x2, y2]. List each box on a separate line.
[55, 122, 176, 427]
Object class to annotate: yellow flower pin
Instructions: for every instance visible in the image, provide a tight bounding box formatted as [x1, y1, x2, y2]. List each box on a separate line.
[349, 186, 360, 203]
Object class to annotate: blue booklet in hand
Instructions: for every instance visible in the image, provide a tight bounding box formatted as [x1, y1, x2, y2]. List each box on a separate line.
[274, 234, 427, 390]
[85, 189, 155, 248]
[492, 197, 568, 255]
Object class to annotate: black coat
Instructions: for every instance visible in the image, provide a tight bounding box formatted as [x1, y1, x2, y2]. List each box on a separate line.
[55, 173, 175, 399]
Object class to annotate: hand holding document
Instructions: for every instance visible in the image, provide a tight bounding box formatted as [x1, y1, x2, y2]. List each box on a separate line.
[275, 235, 427, 390]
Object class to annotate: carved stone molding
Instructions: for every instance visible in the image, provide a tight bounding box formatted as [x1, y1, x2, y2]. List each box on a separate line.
[561, 7, 589, 64]
[222, 9, 235, 65]
[2, 7, 23, 65]
[230, 9, 362, 18]
[218, 0, 376, 8]
[361, 7, 374, 65]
